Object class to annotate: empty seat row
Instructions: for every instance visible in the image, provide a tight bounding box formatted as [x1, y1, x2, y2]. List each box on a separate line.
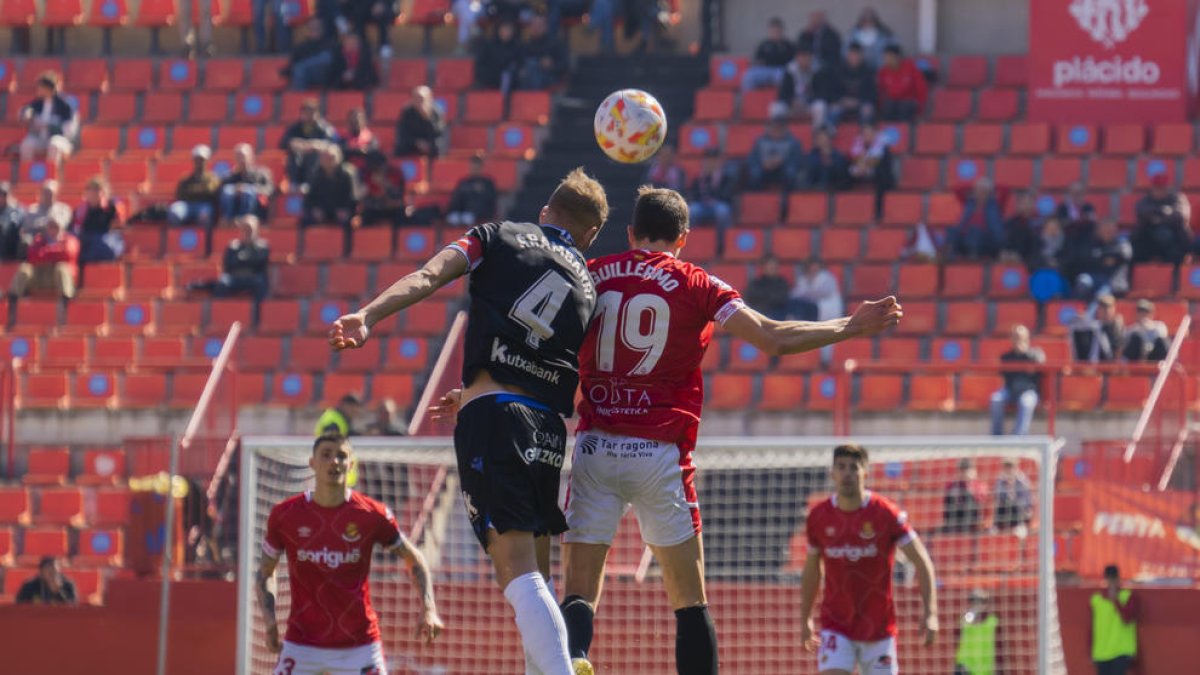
[0, 485, 130, 527]
[0, 524, 124, 568]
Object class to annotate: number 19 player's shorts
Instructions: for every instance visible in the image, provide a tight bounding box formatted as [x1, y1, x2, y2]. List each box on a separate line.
[454, 393, 569, 550]
[564, 429, 701, 548]
[274, 640, 387, 675]
[817, 630, 899, 674]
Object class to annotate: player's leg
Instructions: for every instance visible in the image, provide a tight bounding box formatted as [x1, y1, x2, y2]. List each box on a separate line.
[561, 542, 609, 660]
[855, 636, 898, 675]
[649, 535, 718, 675]
[814, 631, 855, 675]
[489, 528, 572, 675]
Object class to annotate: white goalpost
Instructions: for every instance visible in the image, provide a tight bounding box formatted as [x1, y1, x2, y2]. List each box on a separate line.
[237, 436, 1066, 675]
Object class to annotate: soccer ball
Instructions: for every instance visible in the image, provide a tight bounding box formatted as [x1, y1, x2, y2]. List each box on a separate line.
[594, 89, 668, 164]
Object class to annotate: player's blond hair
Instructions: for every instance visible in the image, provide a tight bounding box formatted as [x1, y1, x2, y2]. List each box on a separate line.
[548, 168, 609, 234]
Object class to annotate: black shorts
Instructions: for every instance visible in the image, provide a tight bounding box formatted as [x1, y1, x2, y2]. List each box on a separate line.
[454, 393, 569, 550]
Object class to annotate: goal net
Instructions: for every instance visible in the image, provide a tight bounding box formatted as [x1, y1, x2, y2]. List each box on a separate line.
[237, 436, 1065, 675]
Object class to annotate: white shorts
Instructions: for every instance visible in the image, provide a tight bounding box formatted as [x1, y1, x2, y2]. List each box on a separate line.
[817, 630, 898, 674]
[274, 640, 387, 675]
[564, 429, 700, 548]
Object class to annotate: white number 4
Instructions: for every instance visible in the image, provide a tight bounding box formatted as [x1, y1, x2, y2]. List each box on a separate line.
[510, 271, 572, 348]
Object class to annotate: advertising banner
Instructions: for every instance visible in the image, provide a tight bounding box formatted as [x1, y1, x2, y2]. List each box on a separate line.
[1078, 482, 1200, 580]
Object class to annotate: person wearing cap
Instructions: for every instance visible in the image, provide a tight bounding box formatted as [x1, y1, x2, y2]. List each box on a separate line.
[315, 393, 364, 437]
[747, 112, 804, 190]
[1132, 172, 1190, 265]
[167, 145, 221, 229]
[1065, 219, 1132, 301]
[954, 589, 1000, 675]
[1123, 300, 1169, 362]
[0, 182, 27, 261]
[18, 71, 78, 164]
[8, 203, 79, 315]
[1072, 294, 1124, 363]
[1089, 564, 1138, 675]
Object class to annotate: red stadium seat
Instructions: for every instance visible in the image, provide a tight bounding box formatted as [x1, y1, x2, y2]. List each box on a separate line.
[988, 264, 1029, 298]
[43, 0, 85, 27]
[77, 527, 123, 566]
[385, 58, 428, 90]
[1087, 158, 1128, 191]
[494, 123, 535, 159]
[509, 91, 551, 125]
[157, 60, 197, 91]
[910, 375, 954, 411]
[722, 124, 760, 157]
[188, 91, 230, 124]
[271, 373, 315, 405]
[371, 373, 415, 405]
[771, 229, 813, 262]
[850, 264, 892, 298]
[1040, 158, 1083, 190]
[894, 303, 936, 337]
[679, 123, 719, 156]
[727, 340, 769, 373]
[958, 374, 1004, 411]
[121, 373, 168, 408]
[141, 337, 184, 363]
[208, 300, 254, 334]
[79, 126, 122, 155]
[433, 59, 474, 91]
[300, 227, 344, 262]
[463, 90, 505, 124]
[693, 89, 735, 122]
[927, 193, 962, 227]
[806, 374, 840, 411]
[336, 340, 383, 373]
[1134, 158, 1176, 189]
[708, 55, 747, 89]
[929, 89, 972, 122]
[248, 57, 289, 91]
[976, 89, 1019, 122]
[235, 336, 281, 371]
[34, 487, 84, 526]
[832, 193, 874, 226]
[272, 263, 319, 298]
[24, 447, 69, 485]
[862, 229, 906, 262]
[1044, 301, 1086, 337]
[896, 264, 937, 298]
[0, 0, 36, 27]
[0, 488, 31, 525]
[0, 526, 12, 564]
[739, 89, 776, 121]
[1059, 374, 1103, 411]
[394, 227, 438, 263]
[1054, 124, 1098, 155]
[291, 336, 334, 372]
[931, 337, 970, 365]
[156, 300, 203, 336]
[898, 157, 940, 191]
[1102, 124, 1145, 155]
[42, 336, 88, 370]
[1152, 123, 1194, 156]
[1131, 263, 1175, 298]
[758, 374, 805, 411]
[73, 372, 117, 408]
[707, 374, 754, 410]
[914, 123, 955, 155]
[994, 158, 1037, 191]
[962, 123, 1004, 155]
[139, 91, 185, 125]
[856, 374, 902, 411]
[1105, 375, 1152, 411]
[942, 299, 988, 335]
[111, 58, 151, 91]
[947, 55, 988, 88]
[784, 193, 827, 227]
[91, 337, 136, 369]
[881, 193, 922, 227]
[994, 55, 1026, 87]
[18, 527, 68, 566]
[204, 58, 245, 91]
[323, 373, 367, 405]
[723, 229, 764, 261]
[91, 487, 131, 526]
[820, 229, 861, 262]
[326, 92, 365, 123]
[382, 336, 429, 372]
[1008, 123, 1051, 155]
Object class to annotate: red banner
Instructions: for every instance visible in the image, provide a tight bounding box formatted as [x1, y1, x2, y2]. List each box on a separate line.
[1029, 0, 1193, 122]
[1078, 482, 1200, 580]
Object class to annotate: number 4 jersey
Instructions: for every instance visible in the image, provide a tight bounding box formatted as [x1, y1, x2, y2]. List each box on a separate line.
[449, 221, 596, 415]
[577, 249, 744, 450]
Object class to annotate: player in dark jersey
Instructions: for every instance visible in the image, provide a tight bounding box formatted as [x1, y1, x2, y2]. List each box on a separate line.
[331, 168, 609, 675]
[256, 433, 442, 675]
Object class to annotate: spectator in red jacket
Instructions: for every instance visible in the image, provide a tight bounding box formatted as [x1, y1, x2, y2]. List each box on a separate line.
[877, 44, 927, 122]
[8, 203, 78, 311]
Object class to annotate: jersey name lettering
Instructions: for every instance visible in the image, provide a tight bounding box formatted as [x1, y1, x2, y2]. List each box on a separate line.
[590, 259, 681, 292]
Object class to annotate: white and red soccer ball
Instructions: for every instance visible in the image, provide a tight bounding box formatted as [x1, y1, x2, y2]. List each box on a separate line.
[594, 89, 668, 164]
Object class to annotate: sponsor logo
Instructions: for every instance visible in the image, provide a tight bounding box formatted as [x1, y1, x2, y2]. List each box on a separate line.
[1069, 0, 1149, 48]
[521, 447, 565, 468]
[490, 338, 563, 384]
[462, 491, 479, 520]
[587, 383, 653, 408]
[1053, 55, 1161, 88]
[1093, 511, 1166, 538]
[342, 522, 362, 543]
[579, 435, 599, 455]
[297, 526, 312, 538]
[823, 543, 879, 562]
[296, 547, 362, 568]
[860, 522, 876, 540]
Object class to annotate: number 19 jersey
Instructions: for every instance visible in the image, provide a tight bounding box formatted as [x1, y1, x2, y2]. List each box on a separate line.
[577, 249, 744, 450]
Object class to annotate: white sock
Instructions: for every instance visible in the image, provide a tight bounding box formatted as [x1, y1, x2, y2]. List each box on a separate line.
[504, 572, 572, 675]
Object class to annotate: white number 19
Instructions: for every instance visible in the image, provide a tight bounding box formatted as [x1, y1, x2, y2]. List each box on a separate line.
[594, 291, 671, 375]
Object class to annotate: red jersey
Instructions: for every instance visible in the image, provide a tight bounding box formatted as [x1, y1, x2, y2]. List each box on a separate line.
[577, 249, 744, 453]
[805, 491, 916, 641]
[262, 490, 402, 648]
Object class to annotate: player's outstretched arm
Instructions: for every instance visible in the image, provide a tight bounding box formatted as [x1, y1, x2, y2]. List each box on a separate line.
[256, 555, 283, 653]
[330, 248, 468, 350]
[798, 548, 823, 653]
[390, 533, 444, 643]
[721, 297, 903, 356]
[900, 538, 939, 646]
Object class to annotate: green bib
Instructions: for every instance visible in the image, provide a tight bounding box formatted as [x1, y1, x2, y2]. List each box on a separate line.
[1091, 590, 1137, 662]
[955, 613, 998, 675]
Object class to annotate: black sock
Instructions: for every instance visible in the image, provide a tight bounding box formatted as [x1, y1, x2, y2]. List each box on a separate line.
[560, 595, 594, 660]
[675, 605, 718, 675]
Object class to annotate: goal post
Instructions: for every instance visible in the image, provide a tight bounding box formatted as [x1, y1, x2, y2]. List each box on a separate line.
[237, 435, 1065, 675]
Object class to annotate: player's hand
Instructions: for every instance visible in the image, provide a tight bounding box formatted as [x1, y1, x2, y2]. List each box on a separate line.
[921, 613, 939, 646]
[427, 389, 463, 423]
[846, 296, 903, 337]
[266, 622, 283, 653]
[800, 618, 819, 653]
[416, 608, 444, 644]
[329, 311, 370, 350]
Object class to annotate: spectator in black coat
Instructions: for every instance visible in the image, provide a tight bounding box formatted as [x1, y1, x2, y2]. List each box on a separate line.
[345, 0, 399, 57]
[1132, 174, 1191, 264]
[0, 183, 27, 262]
[446, 155, 498, 227]
[742, 17, 795, 92]
[743, 258, 790, 321]
[1069, 219, 1132, 300]
[1071, 293, 1124, 363]
[1056, 182, 1096, 228]
[804, 128, 850, 191]
[1002, 190, 1041, 262]
[746, 115, 804, 190]
[475, 21, 523, 93]
[1123, 300, 1170, 362]
[519, 15, 568, 89]
[847, 123, 895, 219]
[332, 31, 380, 90]
[797, 10, 842, 69]
[219, 144, 274, 224]
[776, 48, 825, 120]
[360, 151, 407, 228]
[16, 557, 76, 605]
[687, 149, 736, 237]
[302, 145, 360, 232]
[280, 99, 337, 187]
[18, 72, 77, 163]
[190, 216, 271, 302]
[282, 19, 337, 90]
[1026, 217, 1067, 272]
[71, 178, 123, 264]
[814, 42, 876, 128]
[990, 325, 1044, 436]
[394, 86, 444, 158]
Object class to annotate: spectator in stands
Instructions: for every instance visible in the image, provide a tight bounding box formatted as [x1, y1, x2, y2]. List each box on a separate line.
[190, 215, 271, 302]
[947, 178, 1008, 260]
[0, 182, 26, 262]
[742, 17, 795, 92]
[796, 10, 841, 69]
[847, 122, 895, 219]
[168, 145, 221, 229]
[446, 155, 498, 227]
[688, 149, 736, 238]
[990, 325, 1044, 436]
[1072, 293, 1124, 363]
[345, 0, 399, 58]
[589, 0, 619, 53]
[847, 7, 896, 69]
[475, 21, 523, 93]
[281, 99, 337, 187]
[643, 144, 687, 192]
[1068, 219, 1132, 300]
[178, 0, 214, 58]
[16, 556, 76, 605]
[339, 109, 380, 173]
[8, 203, 78, 308]
[364, 398, 407, 436]
[1123, 299, 1170, 362]
[942, 458, 987, 533]
[283, 19, 337, 90]
[776, 47, 821, 120]
[333, 31, 380, 90]
[1001, 190, 1042, 263]
[789, 259, 843, 322]
[993, 458, 1033, 533]
[519, 15, 568, 90]
[19, 180, 66, 238]
[876, 45, 927, 122]
[743, 258, 790, 321]
[219, 144, 274, 223]
[817, 42, 876, 128]
[253, 0, 293, 53]
[316, 392, 364, 436]
[1056, 181, 1096, 228]
[72, 178, 124, 264]
[18, 72, 77, 164]
[746, 113, 804, 190]
[1132, 174, 1191, 265]
[394, 86, 444, 158]
[803, 128, 849, 191]
[302, 145, 360, 232]
[1090, 564, 1139, 675]
[1026, 217, 1066, 272]
[452, 0, 484, 53]
[360, 151, 408, 228]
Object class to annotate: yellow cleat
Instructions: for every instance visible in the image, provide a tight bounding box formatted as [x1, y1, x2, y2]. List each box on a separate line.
[572, 658, 595, 675]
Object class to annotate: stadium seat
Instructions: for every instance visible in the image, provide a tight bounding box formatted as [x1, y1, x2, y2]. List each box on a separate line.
[34, 487, 84, 526]
[707, 374, 754, 410]
[138, 91, 185, 125]
[914, 123, 955, 155]
[940, 264, 985, 299]
[708, 55, 747, 89]
[321, 262, 367, 300]
[1086, 157, 1128, 191]
[739, 89, 775, 121]
[507, 90, 550, 125]
[692, 89, 736, 122]
[856, 374, 902, 411]
[722, 124, 760, 157]
[723, 229, 765, 262]
[156, 300, 203, 336]
[208, 300, 254, 334]
[119, 373, 167, 409]
[187, 91, 230, 124]
[1102, 124, 1145, 155]
[958, 373, 1004, 411]
[0, 487, 31, 525]
[832, 193, 875, 226]
[805, 374, 840, 411]
[947, 55, 988, 88]
[127, 125, 166, 155]
[126, 259, 173, 298]
[0, 0, 35, 28]
[482, 158, 518, 192]
[783, 193, 826, 227]
[894, 302, 936, 337]
[849, 264, 892, 298]
[727, 340, 769, 374]
[157, 60, 197, 90]
[111, 58, 152, 91]
[1054, 124, 1098, 155]
[300, 227, 344, 262]
[86, 488, 130, 528]
[251, 300, 298, 336]
[78, 263, 124, 301]
[320, 373, 365, 406]
[976, 90, 1019, 122]
[23, 447, 69, 485]
[382, 336, 428, 372]
[462, 90, 504, 124]
[336, 339, 383, 373]
[203, 58, 245, 91]
[371, 373, 415, 405]
[898, 157, 940, 191]
[926, 533, 975, 574]
[1040, 158, 1082, 190]
[42, 336, 88, 370]
[1152, 123, 1194, 156]
[270, 373, 314, 406]
[74, 372, 117, 408]
[495, 123, 535, 159]
[830, 340, 873, 368]
[79, 126, 121, 156]
[76, 527, 123, 567]
[1130, 263, 1175, 298]
[235, 335, 280, 371]
[987, 264, 1028, 299]
[707, 263, 748, 291]
[1059, 374, 1103, 411]
[820, 229, 861, 262]
[862, 229, 906, 262]
[291, 337, 334, 372]
[0, 526, 12, 564]
[18, 527, 68, 566]
[895, 264, 937, 298]
[1105, 375, 1151, 411]
[931, 337, 970, 365]
[994, 55, 1026, 87]
[929, 89, 972, 122]
[273, 264, 319, 298]
[881, 193, 921, 227]
[1134, 158, 1176, 189]
[961, 123, 1004, 155]
[909, 375, 954, 411]
[927, 193, 962, 227]
[758, 374, 805, 412]
[91, 337, 136, 369]
[1008, 123, 1050, 155]
[95, 92, 136, 124]
[771, 229, 813, 262]
[943, 301, 987, 336]
[433, 58, 473, 91]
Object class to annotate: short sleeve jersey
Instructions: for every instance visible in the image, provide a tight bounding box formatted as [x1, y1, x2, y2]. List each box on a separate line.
[262, 490, 402, 648]
[448, 221, 595, 415]
[577, 249, 744, 450]
[805, 491, 916, 641]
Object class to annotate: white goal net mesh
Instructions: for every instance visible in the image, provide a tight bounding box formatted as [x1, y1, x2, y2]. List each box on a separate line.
[237, 436, 1065, 675]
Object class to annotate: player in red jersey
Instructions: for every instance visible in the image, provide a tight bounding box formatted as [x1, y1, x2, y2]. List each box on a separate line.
[257, 433, 443, 675]
[800, 444, 938, 675]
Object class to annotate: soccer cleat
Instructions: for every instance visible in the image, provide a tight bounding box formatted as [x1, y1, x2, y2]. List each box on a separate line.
[572, 658, 595, 675]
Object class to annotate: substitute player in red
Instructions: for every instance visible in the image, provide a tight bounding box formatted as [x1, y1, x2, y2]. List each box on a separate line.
[257, 433, 443, 675]
[800, 444, 938, 675]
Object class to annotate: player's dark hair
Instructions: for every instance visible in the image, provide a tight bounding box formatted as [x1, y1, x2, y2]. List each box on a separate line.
[1104, 564, 1120, 579]
[38, 555, 57, 570]
[768, 17, 784, 28]
[36, 71, 59, 92]
[884, 44, 902, 56]
[631, 185, 689, 244]
[833, 444, 869, 466]
[548, 167, 609, 235]
[313, 431, 350, 455]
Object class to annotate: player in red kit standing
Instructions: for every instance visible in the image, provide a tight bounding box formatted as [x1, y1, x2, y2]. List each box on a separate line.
[800, 444, 938, 675]
[257, 433, 443, 675]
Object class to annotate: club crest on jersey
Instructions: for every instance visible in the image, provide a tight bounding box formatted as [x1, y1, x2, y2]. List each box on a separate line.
[297, 526, 312, 538]
[860, 522, 876, 539]
[825, 526, 835, 536]
[342, 522, 362, 543]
